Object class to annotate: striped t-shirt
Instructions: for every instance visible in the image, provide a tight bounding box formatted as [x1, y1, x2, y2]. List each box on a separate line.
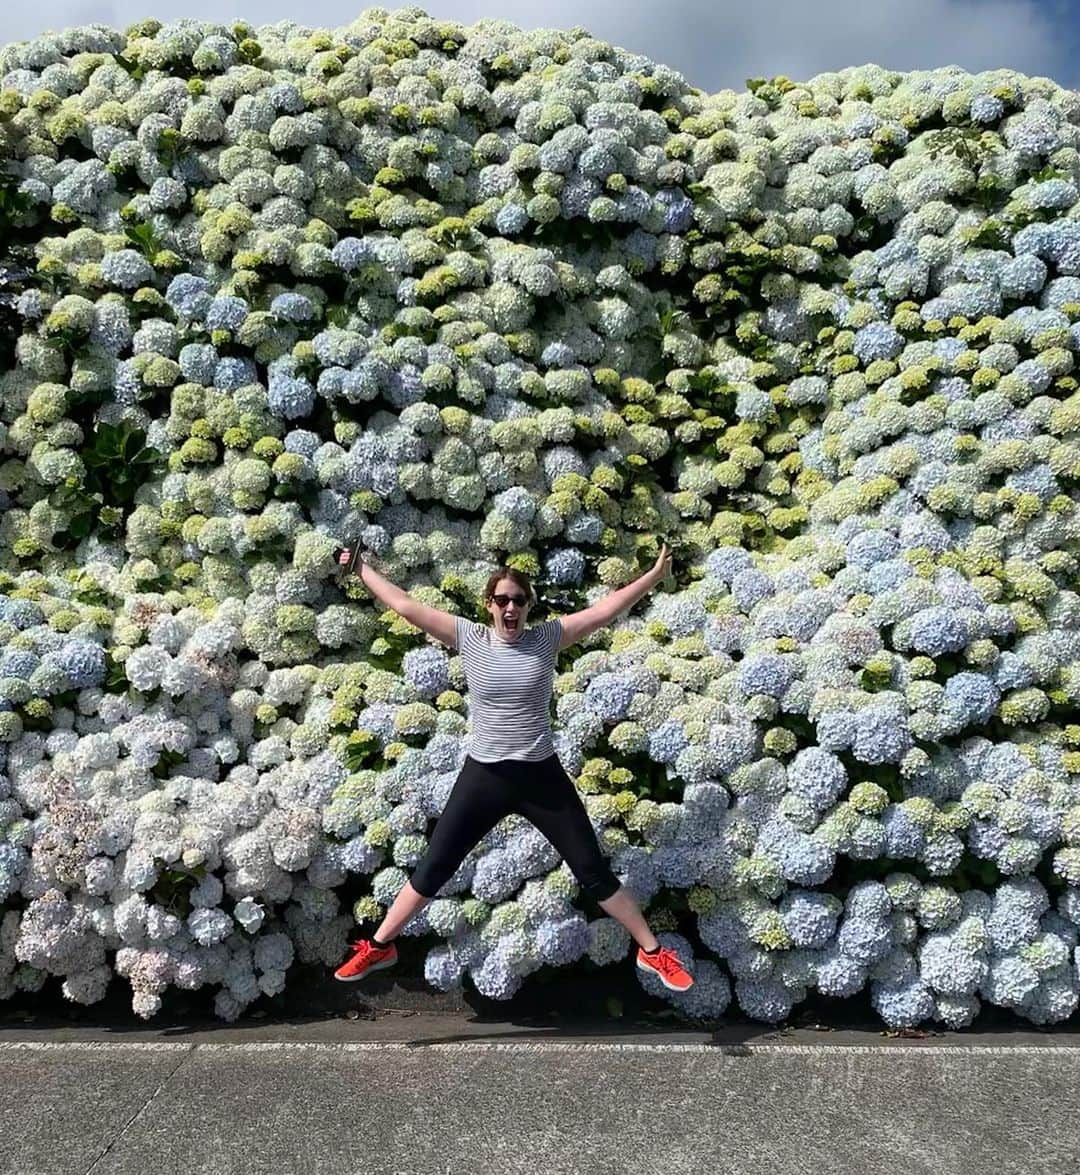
[453, 616, 563, 762]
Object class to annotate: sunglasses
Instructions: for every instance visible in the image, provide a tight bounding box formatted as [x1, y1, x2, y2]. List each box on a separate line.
[491, 593, 528, 607]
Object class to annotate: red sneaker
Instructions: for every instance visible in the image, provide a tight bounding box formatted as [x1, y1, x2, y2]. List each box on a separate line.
[334, 937, 398, 982]
[636, 945, 694, 991]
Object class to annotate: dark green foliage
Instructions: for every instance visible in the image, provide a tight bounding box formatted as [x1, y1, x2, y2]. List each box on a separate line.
[0, 168, 37, 369]
[52, 421, 163, 547]
[146, 859, 208, 919]
[123, 218, 164, 259]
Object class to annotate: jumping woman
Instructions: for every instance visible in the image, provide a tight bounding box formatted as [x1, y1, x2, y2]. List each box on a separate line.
[332, 544, 694, 993]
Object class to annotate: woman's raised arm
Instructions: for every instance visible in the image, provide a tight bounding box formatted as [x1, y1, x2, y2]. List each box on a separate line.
[555, 543, 673, 651]
[337, 549, 458, 648]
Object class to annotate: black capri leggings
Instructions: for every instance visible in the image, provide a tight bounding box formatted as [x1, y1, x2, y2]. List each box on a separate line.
[409, 753, 622, 903]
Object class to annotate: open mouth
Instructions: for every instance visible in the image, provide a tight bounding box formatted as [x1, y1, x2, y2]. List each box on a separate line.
[503, 616, 518, 630]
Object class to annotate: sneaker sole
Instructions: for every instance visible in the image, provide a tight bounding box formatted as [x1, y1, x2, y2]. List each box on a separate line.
[636, 957, 693, 991]
[334, 956, 398, 982]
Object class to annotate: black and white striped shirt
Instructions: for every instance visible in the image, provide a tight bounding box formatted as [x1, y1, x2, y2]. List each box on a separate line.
[454, 616, 563, 762]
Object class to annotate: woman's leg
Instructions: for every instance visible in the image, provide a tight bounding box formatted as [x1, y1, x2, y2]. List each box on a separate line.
[514, 756, 661, 952]
[596, 885, 661, 952]
[372, 757, 515, 943]
[372, 880, 433, 945]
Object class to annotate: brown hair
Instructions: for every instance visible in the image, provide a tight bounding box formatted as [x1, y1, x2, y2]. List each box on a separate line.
[483, 566, 534, 608]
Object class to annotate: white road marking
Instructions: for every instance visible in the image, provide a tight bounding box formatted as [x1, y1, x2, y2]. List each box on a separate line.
[0, 1041, 1077, 1054]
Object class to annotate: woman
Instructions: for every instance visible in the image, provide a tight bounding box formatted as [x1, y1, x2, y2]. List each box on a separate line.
[332, 544, 693, 993]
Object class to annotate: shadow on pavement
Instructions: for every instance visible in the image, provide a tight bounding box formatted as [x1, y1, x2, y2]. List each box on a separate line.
[3, 936, 1079, 1047]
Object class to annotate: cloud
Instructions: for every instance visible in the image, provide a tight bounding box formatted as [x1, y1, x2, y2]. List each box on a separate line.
[2, 0, 1075, 91]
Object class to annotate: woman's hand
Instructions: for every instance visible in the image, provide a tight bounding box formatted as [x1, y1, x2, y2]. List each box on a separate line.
[652, 542, 672, 581]
[336, 547, 363, 577]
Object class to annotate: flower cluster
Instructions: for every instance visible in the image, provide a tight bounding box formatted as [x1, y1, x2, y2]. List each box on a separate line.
[1, 12, 1079, 1028]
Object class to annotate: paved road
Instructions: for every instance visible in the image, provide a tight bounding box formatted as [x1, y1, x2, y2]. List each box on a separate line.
[1, 1015, 1077, 1175]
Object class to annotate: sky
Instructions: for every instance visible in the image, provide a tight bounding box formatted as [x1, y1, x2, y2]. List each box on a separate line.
[2, 0, 1079, 94]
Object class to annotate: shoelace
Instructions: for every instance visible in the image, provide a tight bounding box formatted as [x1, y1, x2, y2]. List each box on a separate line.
[348, 939, 391, 956]
[644, 948, 683, 976]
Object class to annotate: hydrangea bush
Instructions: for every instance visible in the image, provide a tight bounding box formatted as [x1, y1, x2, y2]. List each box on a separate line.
[2, 9, 1080, 1028]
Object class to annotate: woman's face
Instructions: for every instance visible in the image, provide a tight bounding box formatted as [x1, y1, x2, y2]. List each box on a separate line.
[486, 577, 530, 642]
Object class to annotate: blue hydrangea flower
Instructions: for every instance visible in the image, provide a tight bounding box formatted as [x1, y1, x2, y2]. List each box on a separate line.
[907, 607, 970, 656]
[655, 187, 694, 233]
[584, 673, 639, 722]
[970, 94, 1005, 123]
[100, 248, 154, 290]
[540, 341, 576, 367]
[213, 356, 258, 391]
[268, 373, 315, 420]
[270, 292, 317, 322]
[283, 429, 321, 457]
[165, 273, 212, 320]
[648, 719, 689, 764]
[268, 82, 304, 112]
[730, 568, 774, 611]
[42, 639, 106, 688]
[332, 237, 377, 271]
[113, 358, 141, 405]
[991, 652, 1036, 691]
[564, 512, 604, 543]
[204, 295, 250, 332]
[705, 546, 754, 585]
[853, 322, 904, 363]
[738, 652, 797, 699]
[0, 650, 39, 678]
[543, 547, 587, 585]
[850, 705, 913, 764]
[495, 204, 529, 234]
[787, 747, 848, 810]
[780, 889, 841, 948]
[178, 343, 218, 384]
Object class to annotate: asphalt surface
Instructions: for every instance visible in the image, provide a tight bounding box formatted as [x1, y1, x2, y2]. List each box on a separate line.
[2, 1010, 1078, 1175]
